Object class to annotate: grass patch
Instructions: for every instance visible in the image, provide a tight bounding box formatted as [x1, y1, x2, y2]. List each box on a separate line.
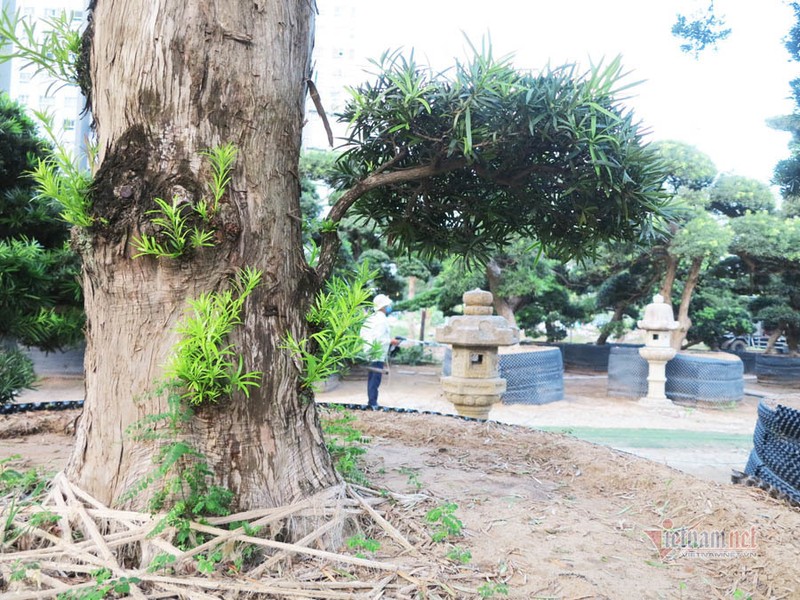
[539, 426, 752, 448]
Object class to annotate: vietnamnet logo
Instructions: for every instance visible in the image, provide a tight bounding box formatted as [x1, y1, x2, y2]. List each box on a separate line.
[644, 519, 759, 560]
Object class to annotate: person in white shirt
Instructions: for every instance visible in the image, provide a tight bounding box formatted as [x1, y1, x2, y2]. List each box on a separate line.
[360, 294, 399, 408]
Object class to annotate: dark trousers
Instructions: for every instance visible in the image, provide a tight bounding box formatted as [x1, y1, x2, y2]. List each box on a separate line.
[367, 361, 384, 407]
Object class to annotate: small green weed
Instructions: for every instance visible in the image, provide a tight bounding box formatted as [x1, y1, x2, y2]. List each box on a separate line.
[147, 552, 177, 573]
[446, 546, 472, 564]
[56, 568, 141, 599]
[425, 502, 464, 542]
[123, 385, 233, 550]
[1, 455, 52, 550]
[346, 534, 381, 558]
[477, 581, 509, 598]
[397, 466, 423, 490]
[196, 549, 224, 575]
[0, 455, 49, 499]
[321, 406, 369, 484]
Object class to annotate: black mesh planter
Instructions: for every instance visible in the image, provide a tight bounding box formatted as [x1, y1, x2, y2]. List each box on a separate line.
[723, 350, 757, 374]
[607, 348, 744, 406]
[744, 402, 800, 504]
[558, 343, 612, 372]
[498, 348, 564, 405]
[607, 346, 648, 398]
[666, 352, 743, 407]
[537, 342, 644, 373]
[755, 354, 800, 388]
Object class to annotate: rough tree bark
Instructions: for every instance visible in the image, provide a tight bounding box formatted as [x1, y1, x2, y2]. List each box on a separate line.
[671, 256, 703, 349]
[485, 259, 520, 328]
[595, 304, 625, 345]
[66, 0, 338, 510]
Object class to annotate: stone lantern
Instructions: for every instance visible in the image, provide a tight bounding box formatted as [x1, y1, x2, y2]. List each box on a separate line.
[435, 289, 519, 418]
[637, 294, 678, 407]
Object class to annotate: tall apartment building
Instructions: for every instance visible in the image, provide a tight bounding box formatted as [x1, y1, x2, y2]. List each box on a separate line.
[2, 0, 357, 154]
[304, 0, 363, 150]
[0, 0, 88, 155]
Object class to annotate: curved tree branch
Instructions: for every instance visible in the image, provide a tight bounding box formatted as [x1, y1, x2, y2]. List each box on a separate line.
[315, 158, 465, 281]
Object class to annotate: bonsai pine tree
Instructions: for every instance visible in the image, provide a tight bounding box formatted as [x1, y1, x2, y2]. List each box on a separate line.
[0, 92, 84, 353]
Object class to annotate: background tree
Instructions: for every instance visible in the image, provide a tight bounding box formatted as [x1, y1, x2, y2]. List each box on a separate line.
[729, 211, 800, 354]
[672, 1, 732, 57]
[682, 256, 754, 350]
[0, 92, 83, 352]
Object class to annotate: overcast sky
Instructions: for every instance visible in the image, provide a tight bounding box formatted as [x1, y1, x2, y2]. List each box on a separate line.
[319, 0, 797, 188]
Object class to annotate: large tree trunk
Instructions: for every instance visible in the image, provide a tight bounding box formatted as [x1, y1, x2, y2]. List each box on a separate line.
[659, 254, 678, 305]
[66, 0, 337, 510]
[486, 259, 519, 328]
[671, 256, 703, 350]
[596, 304, 626, 345]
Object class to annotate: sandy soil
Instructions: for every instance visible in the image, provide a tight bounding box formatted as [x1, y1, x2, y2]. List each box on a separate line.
[2, 367, 800, 598]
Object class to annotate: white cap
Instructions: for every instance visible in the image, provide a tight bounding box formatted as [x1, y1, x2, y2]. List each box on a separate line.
[373, 294, 392, 312]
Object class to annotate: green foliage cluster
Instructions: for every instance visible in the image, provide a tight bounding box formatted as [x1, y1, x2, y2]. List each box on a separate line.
[320, 406, 369, 484]
[283, 263, 375, 388]
[425, 502, 464, 542]
[0, 95, 50, 192]
[0, 347, 36, 402]
[477, 581, 510, 598]
[124, 383, 234, 551]
[1, 455, 53, 551]
[0, 94, 87, 408]
[56, 569, 141, 600]
[0, 96, 84, 354]
[27, 111, 94, 228]
[0, 8, 81, 89]
[133, 144, 237, 259]
[336, 45, 669, 263]
[649, 140, 717, 192]
[167, 267, 262, 406]
[0, 238, 83, 350]
[685, 289, 753, 349]
[346, 534, 380, 558]
[132, 196, 214, 258]
[671, 2, 732, 57]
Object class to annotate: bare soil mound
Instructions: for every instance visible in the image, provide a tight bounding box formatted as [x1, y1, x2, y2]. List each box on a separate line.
[3, 408, 798, 598]
[350, 409, 799, 599]
[2, 371, 800, 598]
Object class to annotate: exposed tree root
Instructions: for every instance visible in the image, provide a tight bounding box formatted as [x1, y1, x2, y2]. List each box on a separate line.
[0, 473, 493, 599]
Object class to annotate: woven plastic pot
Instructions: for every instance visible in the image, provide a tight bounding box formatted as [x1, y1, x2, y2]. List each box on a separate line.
[666, 352, 743, 406]
[606, 346, 649, 398]
[607, 348, 744, 406]
[498, 347, 564, 405]
[723, 350, 757, 374]
[744, 401, 800, 503]
[755, 354, 800, 387]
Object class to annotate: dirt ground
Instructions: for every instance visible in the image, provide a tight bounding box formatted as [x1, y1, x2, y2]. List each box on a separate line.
[2, 367, 800, 599]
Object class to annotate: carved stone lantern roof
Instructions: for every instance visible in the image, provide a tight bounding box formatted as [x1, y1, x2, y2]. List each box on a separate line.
[637, 294, 678, 332]
[436, 289, 519, 347]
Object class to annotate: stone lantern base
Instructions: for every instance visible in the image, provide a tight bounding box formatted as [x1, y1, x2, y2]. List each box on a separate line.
[441, 375, 506, 419]
[638, 345, 676, 408]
